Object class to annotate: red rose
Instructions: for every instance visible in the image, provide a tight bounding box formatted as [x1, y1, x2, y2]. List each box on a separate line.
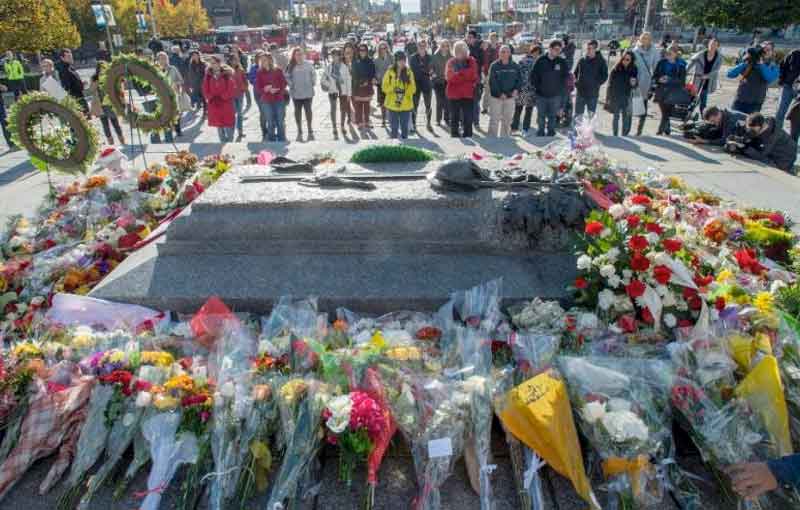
[117, 232, 141, 250]
[626, 215, 641, 228]
[715, 296, 726, 311]
[630, 253, 650, 272]
[768, 213, 785, 226]
[181, 394, 209, 407]
[584, 221, 605, 236]
[734, 248, 766, 275]
[626, 279, 646, 299]
[653, 265, 672, 285]
[134, 380, 152, 392]
[618, 314, 638, 333]
[628, 235, 649, 251]
[574, 277, 588, 289]
[662, 238, 683, 253]
[631, 194, 652, 207]
[687, 294, 703, 310]
[678, 319, 694, 328]
[682, 287, 698, 299]
[645, 222, 664, 235]
[693, 273, 713, 288]
[641, 307, 654, 324]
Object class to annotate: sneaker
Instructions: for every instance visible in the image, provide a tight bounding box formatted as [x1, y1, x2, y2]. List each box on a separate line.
[296, 133, 303, 142]
[522, 129, 530, 137]
[308, 132, 315, 141]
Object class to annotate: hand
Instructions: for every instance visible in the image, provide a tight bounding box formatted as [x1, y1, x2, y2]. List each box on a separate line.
[727, 463, 778, 500]
[659, 76, 668, 83]
[630, 78, 637, 86]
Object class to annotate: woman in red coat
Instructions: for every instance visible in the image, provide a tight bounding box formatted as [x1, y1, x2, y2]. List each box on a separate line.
[446, 41, 479, 138]
[202, 56, 237, 142]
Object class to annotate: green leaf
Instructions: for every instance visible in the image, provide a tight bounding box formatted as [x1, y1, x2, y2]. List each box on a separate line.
[30, 156, 48, 172]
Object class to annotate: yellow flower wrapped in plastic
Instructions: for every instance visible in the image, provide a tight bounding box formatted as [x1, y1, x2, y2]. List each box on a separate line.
[72, 326, 96, 349]
[279, 379, 308, 405]
[141, 351, 175, 367]
[12, 342, 43, 359]
[165, 374, 195, 392]
[153, 393, 179, 410]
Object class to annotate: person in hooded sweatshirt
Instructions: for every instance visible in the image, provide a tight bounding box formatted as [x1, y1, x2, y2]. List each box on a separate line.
[487, 45, 521, 137]
[530, 39, 568, 137]
[631, 32, 661, 135]
[727, 47, 779, 114]
[430, 39, 452, 127]
[573, 39, 608, 122]
[740, 112, 797, 174]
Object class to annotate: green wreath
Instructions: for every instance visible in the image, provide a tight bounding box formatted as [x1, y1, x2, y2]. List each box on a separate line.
[8, 92, 99, 174]
[101, 54, 179, 133]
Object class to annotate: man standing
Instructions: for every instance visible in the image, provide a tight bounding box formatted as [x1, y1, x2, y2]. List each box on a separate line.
[481, 32, 500, 114]
[632, 32, 661, 135]
[530, 39, 568, 137]
[776, 47, 800, 130]
[410, 39, 434, 132]
[573, 40, 608, 121]
[466, 30, 485, 128]
[3, 51, 25, 98]
[56, 49, 87, 113]
[487, 45, 521, 137]
[0, 84, 15, 150]
[562, 34, 577, 71]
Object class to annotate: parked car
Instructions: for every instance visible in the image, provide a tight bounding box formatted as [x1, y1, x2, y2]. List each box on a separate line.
[514, 32, 537, 54]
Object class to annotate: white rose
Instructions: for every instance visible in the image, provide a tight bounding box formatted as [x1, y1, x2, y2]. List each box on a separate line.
[602, 410, 649, 443]
[656, 285, 669, 297]
[582, 401, 607, 424]
[646, 232, 660, 245]
[577, 313, 599, 330]
[662, 291, 677, 307]
[220, 381, 236, 398]
[771, 280, 788, 294]
[615, 295, 633, 312]
[606, 247, 621, 262]
[609, 204, 626, 219]
[663, 313, 677, 328]
[653, 252, 671, 266]
[600, 264, 616, 279]
[325, 395, 353, 434]
[577, 254, 592, 271]
[607, 275, 622, 288]
[600, 228, 612, 238]
[31, 296, 45, 306]
[598, 290, 615, 311]
[628, 205, 645, 215]
[623, 269, 633, 279]
[135, 391, 152, 408]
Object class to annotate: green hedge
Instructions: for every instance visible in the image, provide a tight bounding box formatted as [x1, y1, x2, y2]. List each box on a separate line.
[350, 145, 436, 164]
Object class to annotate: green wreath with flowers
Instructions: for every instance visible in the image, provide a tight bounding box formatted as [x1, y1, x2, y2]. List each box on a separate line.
[100, 54, 179, 133]
[8, 92, 99, 174]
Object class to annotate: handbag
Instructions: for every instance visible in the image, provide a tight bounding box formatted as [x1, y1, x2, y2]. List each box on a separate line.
[179, 91, 192, 112]
[320, 71, 333, 93]
[631, 89, 646, 117]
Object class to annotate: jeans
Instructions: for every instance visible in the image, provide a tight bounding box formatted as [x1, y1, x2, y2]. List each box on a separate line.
[636, 98, 649, 135]
[0, 100, 12, 148]
[353, 98, 370, 126]
[433, 81, 449, 123]
[698, 83, 710, 113]
[536, 96, 561, 136]
[731, 100, 761, 114]
[413, 86, 432, 127]
[574, 95, 599, 119]
[261, 101, 286, 141]
[100, 108, 124, 143]
[293, 98, 313, 134]
[612, 106, 632, 136]
[511, 104, 534, 132]
[233, 96, 244, 134]
[472, 83, 482, 126]
[450, 98, 474, 137]
[658, 102, 673, 134]
[388, 110, 411, 138]
[776, 84, 795, 129]
[217, 127, 234, 142]
[190, 89, 204, 110]
[488, 96, 515, 137]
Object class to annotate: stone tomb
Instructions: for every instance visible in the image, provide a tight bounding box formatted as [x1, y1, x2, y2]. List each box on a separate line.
[91, 158, 576, 313]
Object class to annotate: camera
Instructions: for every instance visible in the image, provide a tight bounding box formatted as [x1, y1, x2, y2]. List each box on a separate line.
[682, 120, 721, 141]
[744, 46, 764, 63]
[723, 121, 755, 154]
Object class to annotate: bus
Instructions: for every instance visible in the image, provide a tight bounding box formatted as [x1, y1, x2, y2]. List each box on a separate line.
[210, 25, 289, 53]
[467, 22, 504, 38]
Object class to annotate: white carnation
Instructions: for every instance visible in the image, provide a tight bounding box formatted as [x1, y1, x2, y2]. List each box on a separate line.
[326, 395, 354, 434]
[602, 410, 649, 443]
[582, 401, 607, 424]
[577, 254, 593, 271]
[607, 275, 622, 288]
[662, 291, 677, 308]
[135, 391, 152, 408]
[614, 295, 633, 312]
[609, 204, 626, 219]
[653, 252, 671, 266]
[600, 228, 612, 238]
[676, 300, 689, 312]
[623, 269, 633, 279]
[599, 264, 616, 279]
[663, 313, 677, 328]
[598, 290, 615, 311]
[646, 232, 660, 244]
[663, 205, 677, 220]
[606, 247, 621, 263]
[628, 205, 646, 215]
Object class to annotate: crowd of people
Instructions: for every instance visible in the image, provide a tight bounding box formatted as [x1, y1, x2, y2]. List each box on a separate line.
[1, 31, 799, 172]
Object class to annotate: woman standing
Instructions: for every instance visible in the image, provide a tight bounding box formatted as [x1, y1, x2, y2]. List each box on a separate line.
[286, 47, 317, 141]
[382, 51, 416, 139]
[202, 56, 236, 143]
[511, 44, 540, 135]
[227, 46, 251, 110]
[607, 50, 638, 136]
[186, 50, 207, 114]
[156, 51, 184, 141]
[89, 62, 126, 146]
[688, 37, 722, 113]
[430, 39, 452, 127]
[323, 48, 352, 139]
[374, 42, 393, 127]
[727, 46, 779, 114]
[229, 59, 249, 141]
[255, 53, 288, 142]
[446, 41, 479, 138]
[652, 46, 687, 136]
[351, 43, 376, 129]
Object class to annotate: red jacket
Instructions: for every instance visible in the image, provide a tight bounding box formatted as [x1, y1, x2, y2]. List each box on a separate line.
[446, 56, 479, 100]
[202, 71, 236, 128]
[255, 68, 288, 104]
[232, 69, 249, 98]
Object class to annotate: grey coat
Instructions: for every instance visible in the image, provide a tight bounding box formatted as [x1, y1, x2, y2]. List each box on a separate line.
[286, 61, 316, 100]
[688, 50, 722, 94]
[632, 44, 661, 97]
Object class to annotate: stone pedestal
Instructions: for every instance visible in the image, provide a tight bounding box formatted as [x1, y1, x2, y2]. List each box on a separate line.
[91, 161, 576, 313]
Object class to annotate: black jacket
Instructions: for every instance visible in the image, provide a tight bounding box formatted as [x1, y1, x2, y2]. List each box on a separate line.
[574, 55, 608, 98]
[468, 42, 484, 70]
[530, 55, 568, 98]
[779, 49, 800, 87]
[488, 60, 521, 98]
[56, 61, 84, 100]
[711, 110, 747, 145]
[410, 52, 433, 90]
[606, 64, 637, 111]
[652, 58, 687, 104]
[744, 118, 798, 172]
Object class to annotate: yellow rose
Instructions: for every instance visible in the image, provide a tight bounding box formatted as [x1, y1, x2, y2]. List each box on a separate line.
[141, 351, 175, 367]
[165, 374, 195, 392]
[279, 379, 307, 404]
[153, 394, 179, 410]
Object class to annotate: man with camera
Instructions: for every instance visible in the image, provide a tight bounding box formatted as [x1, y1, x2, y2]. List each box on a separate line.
[730, 113, 798, 174]
[686, 106, 746, 146]
[727, 45, 779, 114]
[776, 48, 800, 130]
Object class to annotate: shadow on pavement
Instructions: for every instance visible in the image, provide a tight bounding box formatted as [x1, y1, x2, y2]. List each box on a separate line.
[634, 135, 722, 164]
[597, 134, 669, 162]
[0, 159, 36, 184]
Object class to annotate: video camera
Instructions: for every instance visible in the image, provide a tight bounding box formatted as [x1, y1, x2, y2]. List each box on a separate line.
[743, 46, 764, 64]
[723, 121, 757, 154]
[681, 120, 721, 141]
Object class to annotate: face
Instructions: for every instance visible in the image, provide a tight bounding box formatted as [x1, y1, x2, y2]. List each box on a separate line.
[640, 33, 652, 47]
[4, 51, 11, 60]
[62, 50, 73, 64]
[397, 58, 407, 69]
[667, 49, 678, 61]
[549, 45, 561, 58]
[333, 52, 341, 62]
[708, 112, 722, 126]
[359, 46, 369, 58]
[586, 43, 597, 57]
[440, 41, 450, 53]
[42, 60, 53, 74]
[762, 44, 773, 59]
[622, 54, 632, 66]
[490, 35, 498, 45]
[499, 47, 511, 61]
[158, 54, 168, 67]
[191, 53, 199, 62]
[211, 59, 221, 72]
[708, 39, 719, 51]
[344, 47, 353, 60]
[467, 34, 476, 45]
[418, 41, 428, 54]
[455, 45, 467, 59]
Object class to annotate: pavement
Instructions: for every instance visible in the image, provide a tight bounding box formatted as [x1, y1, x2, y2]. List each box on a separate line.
[0, 58, 798, 510]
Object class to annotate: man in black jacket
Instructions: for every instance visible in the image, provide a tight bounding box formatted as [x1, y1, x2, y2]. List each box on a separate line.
[530, 39, 568, 136]
[776, 48, 800, 130]
[742, 113, 798, 173]
[56, 49, 88, 113]
[410, 38, 434, 132]
[467, 30, 484, 127]
[689, 106, 746, 146]
[573, 40, 608, 122]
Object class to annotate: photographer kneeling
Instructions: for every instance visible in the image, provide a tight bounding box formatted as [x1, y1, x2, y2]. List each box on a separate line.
[733, 113, 798, 174]
[686, 106, 746, 146]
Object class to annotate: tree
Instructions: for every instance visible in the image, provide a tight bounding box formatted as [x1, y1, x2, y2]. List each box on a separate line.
[67, 0, 104, 47]
[0, 0, 81, 52]
[671, 0, 800, 32]
[239, 0, 278, 27]
[153, 0, 211, 38]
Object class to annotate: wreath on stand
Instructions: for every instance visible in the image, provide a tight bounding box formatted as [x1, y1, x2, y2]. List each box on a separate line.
[100, 54, 179, 133]
[8, 92, 99, 174]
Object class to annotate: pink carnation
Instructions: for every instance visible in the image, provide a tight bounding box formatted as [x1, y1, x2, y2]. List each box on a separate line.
[349, 391, 385, 442]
